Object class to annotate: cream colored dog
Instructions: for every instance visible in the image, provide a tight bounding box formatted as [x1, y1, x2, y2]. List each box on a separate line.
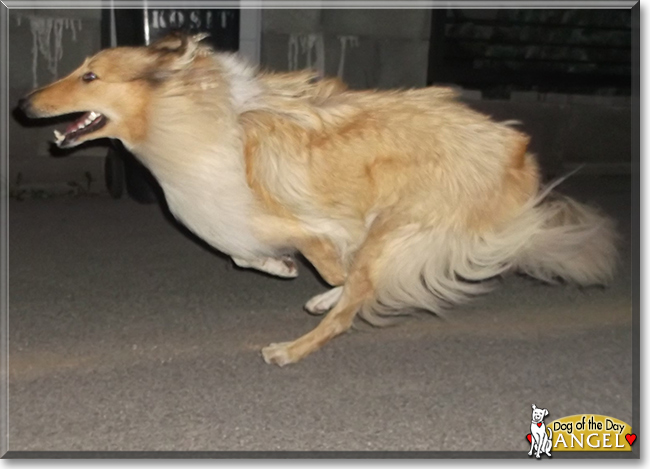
[20, 33, 618, 366]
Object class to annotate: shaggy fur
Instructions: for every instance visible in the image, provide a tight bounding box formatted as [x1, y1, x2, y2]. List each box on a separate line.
[21, 33, 618, 366]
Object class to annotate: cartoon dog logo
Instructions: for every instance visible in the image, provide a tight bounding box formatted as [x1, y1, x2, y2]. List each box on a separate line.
[528, 404, 553, 458]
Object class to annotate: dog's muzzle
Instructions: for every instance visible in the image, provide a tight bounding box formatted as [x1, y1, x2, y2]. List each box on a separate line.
[17, 97, 37, 118]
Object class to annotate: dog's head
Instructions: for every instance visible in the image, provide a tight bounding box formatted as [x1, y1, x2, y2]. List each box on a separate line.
[531, 404, 549, 424]
[18, 32, 211, 149]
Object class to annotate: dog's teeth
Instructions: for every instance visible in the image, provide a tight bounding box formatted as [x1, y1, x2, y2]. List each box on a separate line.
[53, 130, 64, 143]
[84, 118, 92, 125]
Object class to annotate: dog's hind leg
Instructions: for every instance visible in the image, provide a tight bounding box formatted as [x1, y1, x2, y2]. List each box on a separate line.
[295, 237, 347, 286]
[262, 220, 390, 366]
[544, 431, 553, 456]
[261, 273, 370, 366]
[304, 286, 343, 315]
[295, 237, 348, 315]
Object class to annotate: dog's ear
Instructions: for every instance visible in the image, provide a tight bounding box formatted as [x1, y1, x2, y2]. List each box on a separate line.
[544, 409, 549, 417]
[146, 32, 210, 80]
[532, 404, 537, 410]
[149, 32, 185, 51]
[150, 32, 208, 54]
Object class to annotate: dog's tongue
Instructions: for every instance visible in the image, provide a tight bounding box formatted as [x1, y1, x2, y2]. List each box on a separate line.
[65, 112, 91, 134]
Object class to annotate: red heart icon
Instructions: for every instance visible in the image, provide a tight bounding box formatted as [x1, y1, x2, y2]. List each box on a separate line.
[526, 434, 532, 443]
[537, 422, 542, 427]
[625, 434, 637, 446]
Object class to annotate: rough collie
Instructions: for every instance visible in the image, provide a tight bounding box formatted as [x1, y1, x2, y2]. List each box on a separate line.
[19, 33, 617, 366]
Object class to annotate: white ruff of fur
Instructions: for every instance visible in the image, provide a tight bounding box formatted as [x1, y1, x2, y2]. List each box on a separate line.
[130, 56, 276, 260]
[217, 53, 264, 112]
[362, 179, 618, 325]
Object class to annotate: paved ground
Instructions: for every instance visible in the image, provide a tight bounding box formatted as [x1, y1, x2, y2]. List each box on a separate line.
[7, 175, 633, 454]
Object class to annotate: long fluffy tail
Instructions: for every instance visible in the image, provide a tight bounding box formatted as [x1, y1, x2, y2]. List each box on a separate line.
[362, 185, 618, 324]
[513, 193, 618, 286]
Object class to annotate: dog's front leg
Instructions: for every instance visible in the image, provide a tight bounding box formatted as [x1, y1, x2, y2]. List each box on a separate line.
[528, 435, 535, 456]
[535, 434, 543, 459]
[232, 256, 298, 278]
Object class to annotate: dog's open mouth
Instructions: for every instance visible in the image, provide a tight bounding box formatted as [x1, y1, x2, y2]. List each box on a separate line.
[53, 111, 107, 148]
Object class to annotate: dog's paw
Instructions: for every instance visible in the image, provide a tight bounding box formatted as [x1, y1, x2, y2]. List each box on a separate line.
[304, 286, 343, 315]
[279, 256, 299, 278]
[232, 256, 298, 279]
[261, 342, 295, 366]
[263, 256, 298, 278]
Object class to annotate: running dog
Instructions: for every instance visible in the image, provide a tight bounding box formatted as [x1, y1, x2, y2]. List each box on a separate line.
[19, 33, 617, 366]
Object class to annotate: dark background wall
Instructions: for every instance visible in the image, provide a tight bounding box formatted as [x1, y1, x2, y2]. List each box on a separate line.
[429, 9, 632, 97]
[9, 9, 105, 195]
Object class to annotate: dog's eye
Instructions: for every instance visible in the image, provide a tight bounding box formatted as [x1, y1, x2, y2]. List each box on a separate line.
[82, 72, 98, 82]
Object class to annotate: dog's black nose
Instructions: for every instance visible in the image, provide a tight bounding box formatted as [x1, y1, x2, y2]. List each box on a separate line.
[18, 97, 34, 117]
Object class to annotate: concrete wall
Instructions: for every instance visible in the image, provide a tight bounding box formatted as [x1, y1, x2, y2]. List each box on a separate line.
[239, 9, 262, 65]
[9, 9, 105, 194]
[260, 9, 432, 89]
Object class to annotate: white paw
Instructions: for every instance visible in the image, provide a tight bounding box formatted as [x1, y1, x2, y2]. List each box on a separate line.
[232, 256, 298, 279]
[304, 286, 343, 315]
[261, 342, 295, 366]
[266, 256, 298, 278]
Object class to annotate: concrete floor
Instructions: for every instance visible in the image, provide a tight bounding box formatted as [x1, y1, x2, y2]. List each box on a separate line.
[7, 176, 634, 455]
